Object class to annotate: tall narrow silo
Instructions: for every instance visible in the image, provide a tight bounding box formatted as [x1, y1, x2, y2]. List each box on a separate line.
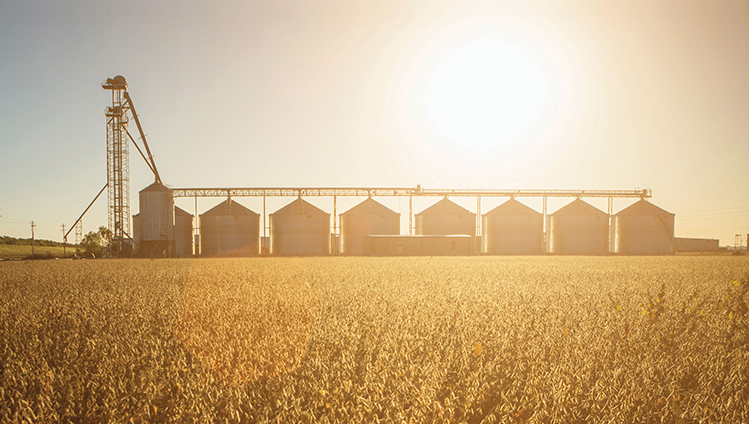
[416, 198, 476, 236]
[174, 207, 194, 258]
[200, 199, 260, 256]
[270, 198, 330, 255]
[132, 213, 140, 255]
[138, 182, 174, 258]
[615, 200, 674, 255]
[340, 198, 400, 255]
[549, 198, 609, 255]
[482, 198, 544, 254]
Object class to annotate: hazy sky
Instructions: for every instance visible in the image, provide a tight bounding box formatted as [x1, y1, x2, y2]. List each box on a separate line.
[1, 0, 748, 245]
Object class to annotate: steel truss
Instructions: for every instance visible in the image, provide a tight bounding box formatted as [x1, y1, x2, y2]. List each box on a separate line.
[171, 187, 652, 199]
[174, 186, 650, 253]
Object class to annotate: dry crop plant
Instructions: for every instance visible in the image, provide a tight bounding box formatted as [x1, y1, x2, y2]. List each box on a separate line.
[0, 256, 748, 423]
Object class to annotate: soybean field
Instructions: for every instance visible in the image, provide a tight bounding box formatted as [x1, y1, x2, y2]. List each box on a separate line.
[1, 256, 748, 423]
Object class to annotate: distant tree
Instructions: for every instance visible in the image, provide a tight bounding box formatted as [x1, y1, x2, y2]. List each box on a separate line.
[79, 231, 102, 257]
[98, 226, 112, 246]
[78, 226, 112, 258]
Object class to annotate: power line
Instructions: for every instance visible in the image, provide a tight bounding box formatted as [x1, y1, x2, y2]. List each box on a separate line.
[0, 213, 29, 223]
[0, 220, 29, 225]
[678, 213, 749, 221]
[679, 206, 749, 217]
[679, 225, 749, 232]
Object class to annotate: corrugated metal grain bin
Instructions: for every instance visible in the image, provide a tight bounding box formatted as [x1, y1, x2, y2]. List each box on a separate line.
[482, 198, 544, 255]
[174, 206, 194, 258]
[416, 198, 476, 236]
[138, 182, 174, 257]
[549, 198, 609, 255]
[614, 200, 674, 255]
[200, 199, 260, 256]
[270, 198, 330, 256]
[363, 235, 472, 256]
[340, 198, 400, 255]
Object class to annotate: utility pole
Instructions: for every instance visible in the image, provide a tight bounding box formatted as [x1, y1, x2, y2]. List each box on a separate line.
[61, 223, 66, 257]
[31, 221, 36, 259]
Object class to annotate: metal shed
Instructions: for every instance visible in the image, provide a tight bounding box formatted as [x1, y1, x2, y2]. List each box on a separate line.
[200, 199, 260, 256]
[675, 237, 719, 252]
[270, 198, 330, 256]
[416, 198, 476, 236]
[138, 182, 174, 258]
[363, 235, 472, 256]
[549, 198, 609, 255]
[482, 198, 544, 255]
[340, 197, 400, 255]
[174, 206, 194, 258]
[614, 200, 675, 255]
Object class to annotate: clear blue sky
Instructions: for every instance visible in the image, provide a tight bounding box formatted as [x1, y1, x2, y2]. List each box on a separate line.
[1, 0, 748, 245]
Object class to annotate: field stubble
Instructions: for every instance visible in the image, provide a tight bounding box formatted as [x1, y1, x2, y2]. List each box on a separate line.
[1, 256, 748, 423]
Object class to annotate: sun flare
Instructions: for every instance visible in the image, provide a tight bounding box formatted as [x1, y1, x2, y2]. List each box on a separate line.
[424, 37, 547, 153]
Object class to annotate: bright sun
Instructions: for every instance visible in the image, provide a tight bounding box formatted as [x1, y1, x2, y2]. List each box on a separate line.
[424, 37, 547, 153]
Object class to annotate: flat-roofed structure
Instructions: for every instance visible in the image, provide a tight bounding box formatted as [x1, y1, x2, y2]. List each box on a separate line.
[363, 235, 472, 256]
[675, 237, 720, 252]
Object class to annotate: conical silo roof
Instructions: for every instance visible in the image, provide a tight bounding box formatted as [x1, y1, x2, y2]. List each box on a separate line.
[140, 181, 170, 193]
[615, 200, 674, 217]
[175, 206, 193, 217]
[272, 198, 328, 216]
[485, 198, 541, 216]
[417, 198, 474, 216]
[341, 198, 398, 216]
[202, 199, 258, 216]
[551, 198, 607, 216]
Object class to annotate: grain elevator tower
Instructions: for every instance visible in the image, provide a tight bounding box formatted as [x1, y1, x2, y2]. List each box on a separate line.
[102, 75, 131, 256]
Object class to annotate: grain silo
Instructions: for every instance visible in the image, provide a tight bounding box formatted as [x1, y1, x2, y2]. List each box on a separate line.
[549, 198, 609, 255]
[614, 200, 674, 255]
[340, 197, 400, 255]
[138, 181, 174, 257]
[416, 198, 476, 236]
[200, 199, 260, 256]
[482, 198, 544, 254]
[174, 206, 194, 258]
[270, 198, 330, 255]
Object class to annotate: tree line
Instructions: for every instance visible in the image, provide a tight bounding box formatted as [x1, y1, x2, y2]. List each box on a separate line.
[2, 226, 112, 258]
[0, 236, 74, 247]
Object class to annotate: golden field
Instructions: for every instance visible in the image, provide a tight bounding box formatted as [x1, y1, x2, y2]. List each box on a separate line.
[1, 256, 748, 423]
